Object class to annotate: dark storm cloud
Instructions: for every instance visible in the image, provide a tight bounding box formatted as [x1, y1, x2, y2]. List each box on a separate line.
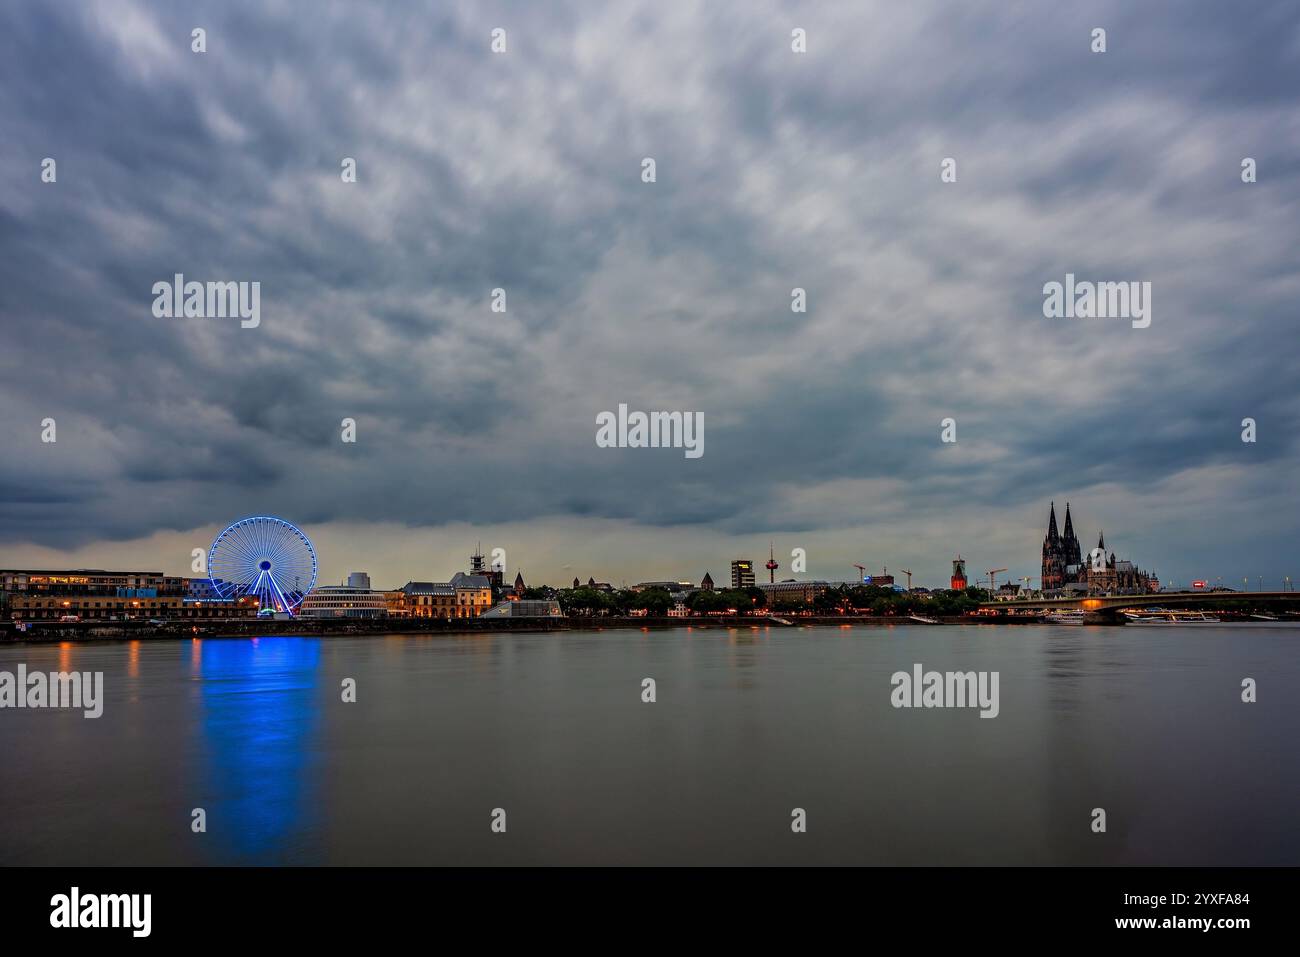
[0, 0, 1297, 584]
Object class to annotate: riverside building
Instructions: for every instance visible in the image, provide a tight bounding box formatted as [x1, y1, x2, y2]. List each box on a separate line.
[399, 572, 493, 619]
[298, 585, 389, 619]
[1, 568, 255, 621]
[1, 569, 186, 598]
[480, 600, 564, 619]
[758, 580, 831, 605]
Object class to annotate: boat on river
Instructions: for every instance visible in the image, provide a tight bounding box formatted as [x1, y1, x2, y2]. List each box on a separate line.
[1044, 611, 1085, 625]
[1124, 608, 1221, 625]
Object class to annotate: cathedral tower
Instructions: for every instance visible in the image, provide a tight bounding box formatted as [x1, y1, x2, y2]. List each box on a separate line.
[1041, 502, 1065, 591]
[1062, 503, 1082, 569]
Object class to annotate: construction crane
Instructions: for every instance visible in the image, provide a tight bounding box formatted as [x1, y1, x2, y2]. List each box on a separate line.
[985, 568, 1008, 594]
[900, 569, 914, 591]
[852, 563, 867, 584]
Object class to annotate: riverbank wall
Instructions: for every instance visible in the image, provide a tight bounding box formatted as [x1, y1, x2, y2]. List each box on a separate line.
[1, 613, 1041, 643]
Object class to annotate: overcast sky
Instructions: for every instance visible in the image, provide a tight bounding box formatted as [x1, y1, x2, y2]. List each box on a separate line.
[1, 1, 1297, 590]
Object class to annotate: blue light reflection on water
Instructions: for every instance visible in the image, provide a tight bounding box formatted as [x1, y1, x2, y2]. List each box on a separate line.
[191, 637, 324, 862]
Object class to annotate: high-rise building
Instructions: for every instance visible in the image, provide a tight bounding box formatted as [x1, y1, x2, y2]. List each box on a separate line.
[950, 556, 967, 590]
[730, 559, 755, 589]
[347, 571, 371, 590]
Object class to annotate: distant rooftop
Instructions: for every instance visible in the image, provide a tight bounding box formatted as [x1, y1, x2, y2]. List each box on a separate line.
[400, 581, 454, 596]
[400, 573, 492, 595]
[1, 569, 167, 576]
[450, 572, 492, 588]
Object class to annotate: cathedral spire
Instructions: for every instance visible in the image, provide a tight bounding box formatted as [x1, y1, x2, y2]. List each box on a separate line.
[1062, 502, 1082, 566]
[1097, 530, 1105, 551]
[1042, 502, 1065, 592]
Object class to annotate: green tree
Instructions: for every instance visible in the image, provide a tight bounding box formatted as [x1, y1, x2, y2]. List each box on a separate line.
[689, 590, 731, 614]
[610, 589, 638, 615]
[814, 585, 848, 613]
[632, 587, 673, 616]
[558, 587, 614, 617]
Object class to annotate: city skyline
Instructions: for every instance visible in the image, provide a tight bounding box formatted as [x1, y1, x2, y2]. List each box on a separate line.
[2, 2, 1297, 593]
[0, 497, 1291, 594]
[3, 0, 1299, 898]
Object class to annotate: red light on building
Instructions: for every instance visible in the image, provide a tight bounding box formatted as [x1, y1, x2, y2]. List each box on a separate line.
[950, 556, 967, 591]
[1192, 580, 1207, 590]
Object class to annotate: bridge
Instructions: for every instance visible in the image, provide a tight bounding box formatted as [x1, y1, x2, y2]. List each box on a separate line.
[980, 591, 1297, 622]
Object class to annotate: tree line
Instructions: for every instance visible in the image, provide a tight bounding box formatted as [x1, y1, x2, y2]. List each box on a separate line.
[522, 584, 993, 617]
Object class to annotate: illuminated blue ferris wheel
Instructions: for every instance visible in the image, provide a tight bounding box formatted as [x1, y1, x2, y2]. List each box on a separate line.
[208, 516, 317, 615]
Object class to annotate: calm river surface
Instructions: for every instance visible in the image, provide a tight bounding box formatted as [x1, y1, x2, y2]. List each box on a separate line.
[2, 623, 1297, 865]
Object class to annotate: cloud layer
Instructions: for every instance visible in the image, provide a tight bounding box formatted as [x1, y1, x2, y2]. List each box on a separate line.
[1, 1, 1297, 588]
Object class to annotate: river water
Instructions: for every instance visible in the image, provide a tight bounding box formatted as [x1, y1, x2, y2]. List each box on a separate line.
[1, 623, 1296, 865]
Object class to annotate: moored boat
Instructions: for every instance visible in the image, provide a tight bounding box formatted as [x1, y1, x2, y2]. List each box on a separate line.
[1124, 608, 1221, 625]
[1044, 610, 1085, 625]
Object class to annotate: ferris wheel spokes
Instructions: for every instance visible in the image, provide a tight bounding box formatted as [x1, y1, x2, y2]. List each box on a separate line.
[208, 516, 318, 616]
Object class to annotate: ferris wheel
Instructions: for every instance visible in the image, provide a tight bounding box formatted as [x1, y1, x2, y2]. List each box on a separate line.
[208, 516, 317, 615]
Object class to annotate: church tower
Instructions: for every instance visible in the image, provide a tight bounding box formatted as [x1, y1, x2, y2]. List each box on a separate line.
[1062, 503, 1082, 569]
[1041, 502, 1065, 591]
